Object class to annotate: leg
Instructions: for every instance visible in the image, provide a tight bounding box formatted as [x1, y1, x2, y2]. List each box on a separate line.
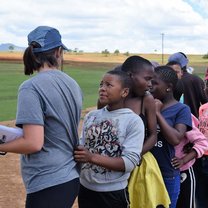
[194, 156, 208, 208]
[164, 174, 180, 208]
[176, 167, 196, 208]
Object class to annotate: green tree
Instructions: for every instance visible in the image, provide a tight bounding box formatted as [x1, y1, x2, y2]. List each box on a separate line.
[74, 48, 78, 54]
[114, 49, 120, 56]
[203, 53, 208, 59]
[9, 45, 14, 53]
[102, 49, 110, 57]
[124, 51, 129, 56]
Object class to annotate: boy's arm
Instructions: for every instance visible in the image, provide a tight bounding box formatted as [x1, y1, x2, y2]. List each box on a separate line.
[142, 94, 157, 154]
[156, 111, 187, 146]
[74, 146, 125, 171]
[186, 122, 208, 157]
[75, 116, 144, 172]
[171, 149, 197, 169]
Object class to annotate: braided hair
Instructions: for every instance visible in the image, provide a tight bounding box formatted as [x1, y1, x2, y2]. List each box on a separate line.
[155, 65, 178, 90]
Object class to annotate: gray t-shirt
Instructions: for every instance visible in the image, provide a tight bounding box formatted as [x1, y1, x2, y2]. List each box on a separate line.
[16, 69, 82, 194]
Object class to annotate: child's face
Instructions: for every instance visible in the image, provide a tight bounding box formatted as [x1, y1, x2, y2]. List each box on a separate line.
[131, 65, 154, 96]
[99, 74, 128, 109]
[150, 74, 168, 100]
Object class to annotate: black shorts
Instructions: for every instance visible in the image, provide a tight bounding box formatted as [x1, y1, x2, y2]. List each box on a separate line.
[26, 178, 79, 208]
[78, 184, 130, 208]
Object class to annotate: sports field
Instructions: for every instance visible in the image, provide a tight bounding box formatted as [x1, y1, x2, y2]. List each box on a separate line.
[0, 51, 207, 122]
[0, 51, 207, 207]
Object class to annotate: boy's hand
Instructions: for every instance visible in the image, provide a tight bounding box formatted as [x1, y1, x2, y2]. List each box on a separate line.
[154, 99, 163, 113]
[171, 157, 184, 169]
[74, 145, 93, 163]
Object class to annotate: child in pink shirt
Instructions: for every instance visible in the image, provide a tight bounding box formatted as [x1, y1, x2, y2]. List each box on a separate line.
[172, 114, 208, 208]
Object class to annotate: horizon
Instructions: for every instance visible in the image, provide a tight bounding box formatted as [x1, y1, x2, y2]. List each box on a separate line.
[1, 0, 208, 54]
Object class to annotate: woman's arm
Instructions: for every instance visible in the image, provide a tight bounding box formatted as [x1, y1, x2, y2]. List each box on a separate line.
[0, 124, 44, 154]
[142, 94, 157, 154]
[186, 116, 208, 157]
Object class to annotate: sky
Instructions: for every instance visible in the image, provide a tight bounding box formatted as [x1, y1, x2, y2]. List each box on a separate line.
[1, 0, 208, 54]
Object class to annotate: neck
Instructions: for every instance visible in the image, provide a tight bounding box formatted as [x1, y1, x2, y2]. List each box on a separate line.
[107, 100, 125, 111]
[38, 64, 57, 72]
[161, 94, 177, 109]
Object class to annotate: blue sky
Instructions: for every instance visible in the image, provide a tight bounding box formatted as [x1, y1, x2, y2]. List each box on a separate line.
[1, 0, 208, 54]
[184, 0, 208, 18]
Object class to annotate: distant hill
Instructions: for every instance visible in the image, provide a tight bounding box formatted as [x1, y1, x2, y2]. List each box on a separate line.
[0, 43, 25, 52]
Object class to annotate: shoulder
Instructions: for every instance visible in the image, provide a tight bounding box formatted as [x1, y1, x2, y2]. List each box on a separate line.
[175, 102, 191, 113]
[175, 103, 192, 129]
[144, 92, 154, 101]
[143, 92, 155, 103]
[192, 74, 204, 84]
[183, 73, 203, 83]
[85, 109, 101, 117]
[18, 77, 36, 91]
[143, 93, 155, 108]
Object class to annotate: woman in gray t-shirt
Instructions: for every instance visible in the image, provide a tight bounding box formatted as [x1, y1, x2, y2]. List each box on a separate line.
[0, 26, 82, 208]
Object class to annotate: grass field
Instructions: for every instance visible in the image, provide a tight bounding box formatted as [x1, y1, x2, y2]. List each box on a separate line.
[0, 52, 207, 121]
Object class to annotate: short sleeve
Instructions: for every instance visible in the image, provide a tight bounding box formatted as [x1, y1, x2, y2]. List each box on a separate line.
[16, 88, 44, 127]
[176, 105, 192, 131]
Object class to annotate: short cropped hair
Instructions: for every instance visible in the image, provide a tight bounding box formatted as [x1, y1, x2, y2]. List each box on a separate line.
[121, 55, 153, 74]
[106, 70, 132, 89]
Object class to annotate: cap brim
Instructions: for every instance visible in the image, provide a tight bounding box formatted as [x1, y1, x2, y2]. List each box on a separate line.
[62, 44, 68, 51]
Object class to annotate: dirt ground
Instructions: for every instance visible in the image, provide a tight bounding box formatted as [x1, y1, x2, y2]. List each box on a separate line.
[0, 107, 96, 208]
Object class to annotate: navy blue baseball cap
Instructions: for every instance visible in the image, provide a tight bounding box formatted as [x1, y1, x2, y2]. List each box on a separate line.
[168, 52, 189, 68]
[28, 26, 68, 53]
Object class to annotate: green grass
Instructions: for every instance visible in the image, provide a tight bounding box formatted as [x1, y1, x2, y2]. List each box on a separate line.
[0, 61, 112, 121]
[63, 64, 111, 109]
[0, 53, 208, 122]
[0, 63, 27, 121]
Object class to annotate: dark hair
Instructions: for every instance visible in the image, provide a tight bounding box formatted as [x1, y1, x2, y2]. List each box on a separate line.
[113, 65, 122, 71]
[179, 52, 187, 58]
[166, 61, 182, 68]
[121, 55, 153, 74]
[179, 52, 187, 71]
[106, 70, 132, 89]
[23, 43, 61, 75]
[155, 65, 178, 89]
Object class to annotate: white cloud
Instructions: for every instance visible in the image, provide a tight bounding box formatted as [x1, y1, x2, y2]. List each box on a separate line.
[0, 0, 208, 54]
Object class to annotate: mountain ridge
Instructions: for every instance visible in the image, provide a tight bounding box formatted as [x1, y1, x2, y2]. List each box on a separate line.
[0, 43, 25, 51]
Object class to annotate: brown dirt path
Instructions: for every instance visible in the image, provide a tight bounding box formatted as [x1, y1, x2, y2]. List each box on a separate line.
[0, 107, 96, 208]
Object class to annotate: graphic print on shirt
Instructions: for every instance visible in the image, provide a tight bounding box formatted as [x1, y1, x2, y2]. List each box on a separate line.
[83, 119, 122, 174]
[199, 105, 208, 138]
[154, 124, 163, 148]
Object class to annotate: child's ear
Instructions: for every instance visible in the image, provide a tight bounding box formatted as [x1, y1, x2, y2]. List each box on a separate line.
[122, 88, 129, 98]
[167, 83, 173, 92]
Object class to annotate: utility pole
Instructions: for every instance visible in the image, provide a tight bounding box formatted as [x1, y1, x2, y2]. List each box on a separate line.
[161, 33, 164, 64]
